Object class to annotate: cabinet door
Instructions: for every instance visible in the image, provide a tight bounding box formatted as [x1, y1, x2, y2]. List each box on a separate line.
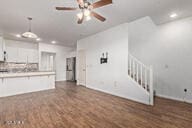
[33, 50, 39, 63]
[6, 47, 18, 62]
[18, 48, 28, 63]
[28, 49, 38, 63]
[0, 37, 4, 61]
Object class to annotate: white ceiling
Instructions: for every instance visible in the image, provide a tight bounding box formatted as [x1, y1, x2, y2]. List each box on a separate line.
[0, 0, 192, 47]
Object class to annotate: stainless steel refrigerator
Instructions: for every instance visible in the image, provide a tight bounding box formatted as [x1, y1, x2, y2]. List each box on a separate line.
[66, 57, 76, 81]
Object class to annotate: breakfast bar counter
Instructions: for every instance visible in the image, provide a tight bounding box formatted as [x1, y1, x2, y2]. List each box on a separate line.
[0, 71, 56, 97]
[0, 71, 55, 78]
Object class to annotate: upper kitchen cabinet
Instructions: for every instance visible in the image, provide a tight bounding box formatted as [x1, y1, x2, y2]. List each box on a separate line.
[0, 36, 5, 61]
[18, 48, 29, 63]
[27, 49, 39, 63]
[6, 46, 18, 62]
[5, 39, 39, 63]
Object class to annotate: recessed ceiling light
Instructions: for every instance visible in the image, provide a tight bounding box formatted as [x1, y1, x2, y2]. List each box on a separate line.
[170, 13, 178, 18]
[16, 34, 21, 38]
[36, 38, 41, 41]
[52, 41, 56, 44]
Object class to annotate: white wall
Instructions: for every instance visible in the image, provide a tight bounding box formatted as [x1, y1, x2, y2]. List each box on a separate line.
[77, 23, 150, 105]
[66, 50, 76, 58]
[5, 39, 38, 49]
[129, 16, 192, 103]
[39, 43, 73, 81]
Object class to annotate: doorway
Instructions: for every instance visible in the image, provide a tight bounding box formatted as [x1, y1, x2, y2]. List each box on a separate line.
[40, 52, 56, 71]
[66, 57, 76, 82]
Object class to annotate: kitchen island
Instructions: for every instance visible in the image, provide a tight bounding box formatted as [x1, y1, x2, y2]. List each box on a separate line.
[0, 71, 55, 97]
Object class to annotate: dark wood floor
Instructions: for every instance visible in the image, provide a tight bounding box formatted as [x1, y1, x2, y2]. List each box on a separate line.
[0, 81, 191, 128]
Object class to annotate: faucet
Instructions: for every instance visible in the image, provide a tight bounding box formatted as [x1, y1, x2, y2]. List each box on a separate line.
[24, 63, 29, 72]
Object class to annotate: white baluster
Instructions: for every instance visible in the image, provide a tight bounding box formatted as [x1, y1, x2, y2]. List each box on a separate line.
[140, 65, 143, 86]
[145, 68, 147, 89]
[136, 63, 139, 83]
[130, 56, 132, 77]
[133, 60, 135, 80]
[149, 65, 153, 105]
[128, 56, 131, 75]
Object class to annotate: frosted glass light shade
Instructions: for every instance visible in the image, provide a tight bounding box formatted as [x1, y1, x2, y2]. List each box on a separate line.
[22, 32, 38, 39]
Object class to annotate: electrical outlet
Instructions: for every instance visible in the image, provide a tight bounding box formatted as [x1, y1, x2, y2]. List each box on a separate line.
[165, 64, 169, 69]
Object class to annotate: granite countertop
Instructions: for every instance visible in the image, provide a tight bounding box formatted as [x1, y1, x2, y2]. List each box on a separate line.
[0, 71, 56, 78]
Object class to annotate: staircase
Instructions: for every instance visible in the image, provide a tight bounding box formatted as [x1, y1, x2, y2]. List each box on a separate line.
[128, 54, 154, 105]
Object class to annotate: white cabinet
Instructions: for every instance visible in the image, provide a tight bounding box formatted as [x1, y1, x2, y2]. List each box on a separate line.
[6, 47, 18, 62]
[6, 47, 38, 63]
[27, 49, 38, 63]
[4, 39, 38, 63]
[18, 48, 28, 63]
[33, 50, 39, 63]
[27, 49, 33, 63]
[0, 37, 4, 61]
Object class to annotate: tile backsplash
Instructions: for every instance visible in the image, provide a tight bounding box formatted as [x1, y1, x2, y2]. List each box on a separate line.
[0, 62, 38, 73]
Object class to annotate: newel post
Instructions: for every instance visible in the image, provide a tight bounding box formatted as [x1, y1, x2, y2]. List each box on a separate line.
[149, 65, 154, 105]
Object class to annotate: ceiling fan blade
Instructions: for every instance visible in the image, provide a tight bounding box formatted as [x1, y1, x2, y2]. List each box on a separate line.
[56, 7, 77, 10]
[91, 12, 106, 22]
[77, 0, 84, 5]
[91, 0, 112, 9]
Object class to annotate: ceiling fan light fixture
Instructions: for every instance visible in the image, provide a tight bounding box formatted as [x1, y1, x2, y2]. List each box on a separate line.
[84, 9, 90, 17]
[86, 16, 91, 21]
[77, 12, 83, 19]
[84, 2, 89, 8]
[55, 0, 112, 24]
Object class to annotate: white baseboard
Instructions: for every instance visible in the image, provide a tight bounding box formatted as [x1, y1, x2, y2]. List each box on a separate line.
[56, 80, 66, 82]
[77, 82, 86, 86]
[156, 94, 192, 104]
[86, 85, 150, 105]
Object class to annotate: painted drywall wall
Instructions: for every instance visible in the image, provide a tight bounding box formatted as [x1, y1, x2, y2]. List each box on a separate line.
[129, 16, 192, 103]
[5, 39, 38, 49]
[77, 23, 150, 105]
[38, 43, 72, 81]
[66, 50, 76, 58]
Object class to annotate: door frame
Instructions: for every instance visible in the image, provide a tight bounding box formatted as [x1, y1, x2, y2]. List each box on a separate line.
[77, 50, 86, 86]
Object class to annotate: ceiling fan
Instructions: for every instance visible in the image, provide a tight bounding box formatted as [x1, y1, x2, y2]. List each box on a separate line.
[55, 0, 112, 24]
